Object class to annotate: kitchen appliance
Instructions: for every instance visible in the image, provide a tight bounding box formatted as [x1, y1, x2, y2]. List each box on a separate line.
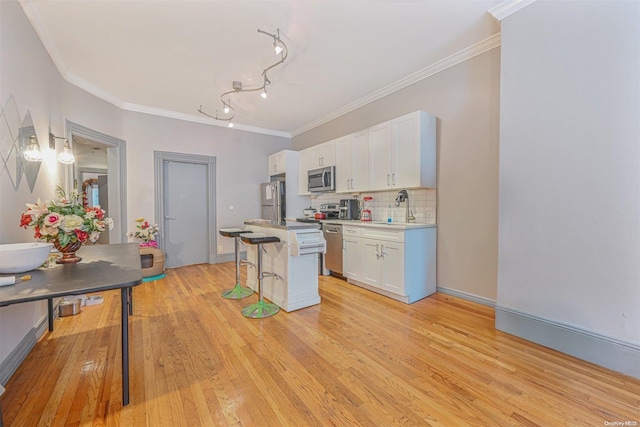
[319, 203, 340, 219]
[322, 223, 343, 277]
[261, 181, 286, 224]
[303, 207, 316, 218]
[361, 196, 373, 221]
[314, 212, 326, 220]
[339, 199, 360, 220]
[308, 166, 335, 193]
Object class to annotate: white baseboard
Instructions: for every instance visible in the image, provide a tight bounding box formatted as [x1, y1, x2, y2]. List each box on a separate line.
[496, 305, 640, 379]
[214, 251, 246, 264]
[0, 314, 48, 385]
[436, 286, 496, 307]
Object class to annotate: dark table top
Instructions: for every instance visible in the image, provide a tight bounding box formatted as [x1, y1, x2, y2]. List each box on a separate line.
[0, 243, 143, 307]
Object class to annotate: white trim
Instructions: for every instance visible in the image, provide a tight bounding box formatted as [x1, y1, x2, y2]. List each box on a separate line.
[496, 305, 640, 379]
[0, 310, 48, 385]
[436, 286, 496, 307]
[291, 33, 502, 136]
[489, 0, 537, 21]
[122, 103, 291, 138]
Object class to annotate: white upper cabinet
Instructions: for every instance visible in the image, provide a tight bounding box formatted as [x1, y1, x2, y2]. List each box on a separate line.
[309, 140, 336, 168]
[336, 131, 369, 193]
[369, 111, 436, 190]
[268, 150, 288, 176]
[297, 140, 337, 195]
[369, 120, 393, 190]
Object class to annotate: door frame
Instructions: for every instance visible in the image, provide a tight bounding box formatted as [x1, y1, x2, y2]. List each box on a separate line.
[65, 120, 127, 243]
[154, 151, 217, 265]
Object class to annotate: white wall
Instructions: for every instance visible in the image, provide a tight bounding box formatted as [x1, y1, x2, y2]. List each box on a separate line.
[0, 0, 290, 374]
[496, 0, 640, 356]
[293, 49, 501, 302]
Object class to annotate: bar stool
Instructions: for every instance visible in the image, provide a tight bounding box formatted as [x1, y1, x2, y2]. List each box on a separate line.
[240, 233, 281, 318]
[219, 228, 254, 299]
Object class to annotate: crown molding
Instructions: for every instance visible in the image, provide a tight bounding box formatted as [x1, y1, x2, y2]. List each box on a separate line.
[489, 0, 537, 21]
[122, 103, 291, 138]
[291, 32, 501, 137]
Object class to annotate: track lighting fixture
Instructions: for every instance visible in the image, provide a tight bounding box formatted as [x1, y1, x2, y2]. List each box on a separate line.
[198, 28, 289, 125]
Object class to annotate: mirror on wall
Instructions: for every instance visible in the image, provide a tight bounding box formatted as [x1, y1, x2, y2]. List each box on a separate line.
[19, 111, 41, 192]
[0, 96, 23, 190]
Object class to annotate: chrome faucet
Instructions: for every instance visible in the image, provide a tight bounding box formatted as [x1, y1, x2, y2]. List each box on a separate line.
[395, 190, 415, 223]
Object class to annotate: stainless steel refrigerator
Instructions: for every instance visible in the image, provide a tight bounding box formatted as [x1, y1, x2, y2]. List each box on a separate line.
[261, 181, 286, 224]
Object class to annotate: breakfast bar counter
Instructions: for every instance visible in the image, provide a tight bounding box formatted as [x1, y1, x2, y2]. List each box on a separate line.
[243, 220, 325, 312]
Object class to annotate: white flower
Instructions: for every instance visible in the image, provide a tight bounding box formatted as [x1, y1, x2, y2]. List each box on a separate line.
[61, 214, 84, 232]
[24, 199, 48, 218]
[105, 218, 114, 230]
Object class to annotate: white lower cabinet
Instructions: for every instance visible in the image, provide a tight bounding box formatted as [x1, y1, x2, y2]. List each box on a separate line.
[342, 224, 436, 304]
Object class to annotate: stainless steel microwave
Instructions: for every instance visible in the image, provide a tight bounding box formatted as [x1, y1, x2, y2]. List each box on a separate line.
[308, 166, 335, 192]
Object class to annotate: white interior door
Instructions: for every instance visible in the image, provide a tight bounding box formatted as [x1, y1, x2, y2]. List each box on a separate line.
[163, 160, 209, 268]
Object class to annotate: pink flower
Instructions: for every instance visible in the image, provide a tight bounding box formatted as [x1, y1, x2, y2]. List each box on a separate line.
[43, 213, 62, 228]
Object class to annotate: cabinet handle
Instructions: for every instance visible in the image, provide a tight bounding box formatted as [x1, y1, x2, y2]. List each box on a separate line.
[380, 244, 387, 257]
[392, 173, 396, 186]
[376, 243, 380, 258]
[351, 178, 354, 189]
[387, 174, 390, 186]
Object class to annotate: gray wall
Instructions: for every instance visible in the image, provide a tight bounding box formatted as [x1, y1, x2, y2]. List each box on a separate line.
[293, 49, 501, 302]
[496, 1, 639, 376]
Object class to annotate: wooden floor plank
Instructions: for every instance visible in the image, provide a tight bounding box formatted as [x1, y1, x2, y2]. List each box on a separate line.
[1, 262, 638, 426]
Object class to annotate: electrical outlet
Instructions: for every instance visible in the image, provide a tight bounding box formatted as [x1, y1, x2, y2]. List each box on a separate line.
[218, 245, 223, 253]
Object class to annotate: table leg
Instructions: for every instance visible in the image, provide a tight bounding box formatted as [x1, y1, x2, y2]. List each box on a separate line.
[128, 287, 133, 315]
[47, 298, 54, 331]
[121, 287, 130, 406]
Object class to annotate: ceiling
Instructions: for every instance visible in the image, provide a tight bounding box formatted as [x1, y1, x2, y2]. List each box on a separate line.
[19, 0, 503, 136]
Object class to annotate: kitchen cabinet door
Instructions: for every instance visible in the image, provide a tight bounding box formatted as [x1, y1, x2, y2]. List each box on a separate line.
[369, 121, 393, 190]
[335, 132, 367, 193]
[268, 151, 286, 176]
[310, 140, 336, 168]
[297, 148, 313, 195]
[343, 236, 363, 281]
[361, 239, 382, 288]
[350, 129, 369, 191]
[392, 111, 423, 188]
[380, 241, 405, 295]
[335, 136, 351, 192]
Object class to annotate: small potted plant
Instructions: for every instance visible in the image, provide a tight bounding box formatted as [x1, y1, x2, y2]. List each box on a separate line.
[127, 218, 164, 277]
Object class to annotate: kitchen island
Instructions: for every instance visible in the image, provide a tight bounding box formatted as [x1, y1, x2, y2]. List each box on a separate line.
[243, 220, 325, 312]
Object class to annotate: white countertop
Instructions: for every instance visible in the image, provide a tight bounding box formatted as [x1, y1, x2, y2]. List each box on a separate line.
[318, 219, 437, 230]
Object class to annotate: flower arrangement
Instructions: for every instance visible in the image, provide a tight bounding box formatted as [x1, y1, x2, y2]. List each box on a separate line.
[127, 218, 159, 247]
[20, 185, 114, 247]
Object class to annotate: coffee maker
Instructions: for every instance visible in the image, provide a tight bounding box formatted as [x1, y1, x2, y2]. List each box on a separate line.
[339, 199, 360, 220]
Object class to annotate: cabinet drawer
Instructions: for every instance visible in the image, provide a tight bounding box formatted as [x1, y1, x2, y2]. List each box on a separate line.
[343, 226, 362, 237]
[361, 228, 404, 243]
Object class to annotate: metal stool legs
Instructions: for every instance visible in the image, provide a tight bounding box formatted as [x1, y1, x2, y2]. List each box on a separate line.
[221, 235, 254, 299]
[242, 242, 280, 318]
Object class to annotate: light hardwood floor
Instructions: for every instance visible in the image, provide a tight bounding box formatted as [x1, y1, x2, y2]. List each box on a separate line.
[1, 262, 639, 426]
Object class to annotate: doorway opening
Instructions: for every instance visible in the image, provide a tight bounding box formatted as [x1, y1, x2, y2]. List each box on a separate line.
[65, 121, 127, 243]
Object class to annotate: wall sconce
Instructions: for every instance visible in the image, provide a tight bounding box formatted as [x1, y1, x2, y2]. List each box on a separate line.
[50, 133, 75, 165]
[24, 135, 43, 162]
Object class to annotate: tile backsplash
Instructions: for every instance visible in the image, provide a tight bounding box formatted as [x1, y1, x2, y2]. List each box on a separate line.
[308, 188, 437, 224]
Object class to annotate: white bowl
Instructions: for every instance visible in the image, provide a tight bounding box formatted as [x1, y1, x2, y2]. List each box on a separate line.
[0, 242, 54, 273]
